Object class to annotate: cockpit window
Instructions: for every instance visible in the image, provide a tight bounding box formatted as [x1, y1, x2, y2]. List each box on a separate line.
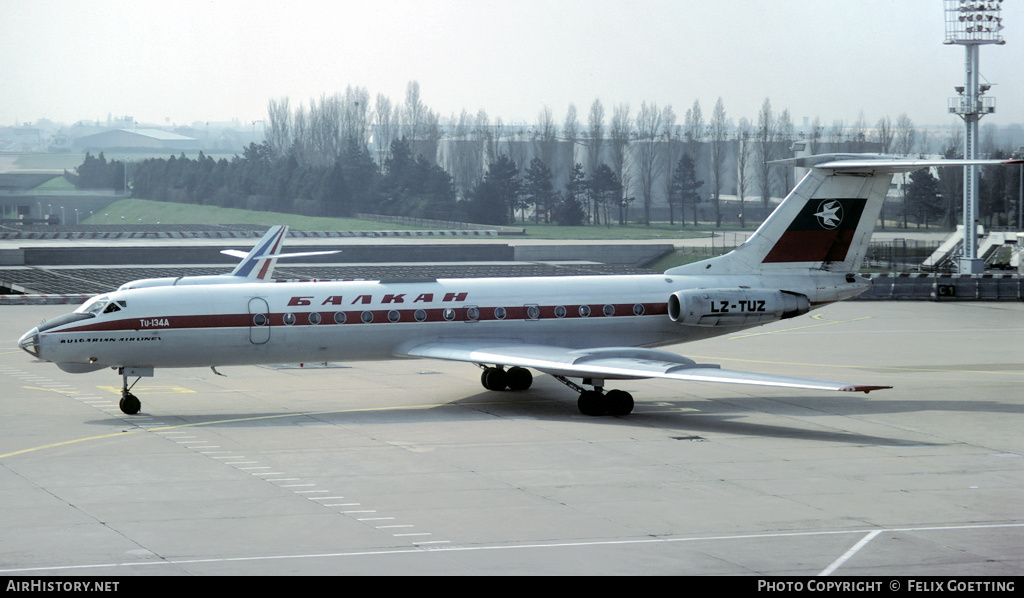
[76, 296, 125, 316]
[77, 296, 109, 315]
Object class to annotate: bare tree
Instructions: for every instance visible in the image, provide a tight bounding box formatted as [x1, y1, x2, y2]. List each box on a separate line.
[373, 93, 395, 171]
[447, 108, 482, 198]
[894, 113, 918, 228]
[894, 113, 917, 156]
[776, 108, 794, 192]
[609, 103, 632, 224]
[474, 109, 497, 170]
[850, 111, 867, 153]
[940, 127, 964, 229]
[708, 97, 729, 227]
[756, 98, 776, 214]
[421, 108, 442, 165]
[292, 103, 309, 163]
[875, 115, 894, 155]
[309, 93, 341, 166]
[826, 119, 845, 151]
[266, 97, 292, 157]
[586, 99, 605, 224]
[660, 105, 682, 225]
[534, 105, 557, 170]
[735, 117, 753, 228]
[404, 81, 425, 141]
[684, 100, 705, 226]
[634, 101, 663, 225]
[563, 103, 579, 166]
[683, 99, 704, 160]
[808, 116, 824, 155]
[341, 85, 370, 150]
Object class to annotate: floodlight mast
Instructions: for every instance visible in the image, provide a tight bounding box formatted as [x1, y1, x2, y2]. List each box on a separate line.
[944, 0, 1005, 274]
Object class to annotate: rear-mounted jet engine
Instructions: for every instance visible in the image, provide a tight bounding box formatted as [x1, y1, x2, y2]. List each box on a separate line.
[668, 288, 810, 327]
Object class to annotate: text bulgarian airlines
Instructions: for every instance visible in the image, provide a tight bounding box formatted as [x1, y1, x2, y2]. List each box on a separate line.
[287, 292, 469, 307]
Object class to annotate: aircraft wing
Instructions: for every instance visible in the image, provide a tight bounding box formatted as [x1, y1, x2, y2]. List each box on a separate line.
[402, 342, 889, 394]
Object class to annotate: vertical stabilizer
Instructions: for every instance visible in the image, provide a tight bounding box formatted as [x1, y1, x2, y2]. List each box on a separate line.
[666, 155, 1022, 276]
[228, 225, 289, 280]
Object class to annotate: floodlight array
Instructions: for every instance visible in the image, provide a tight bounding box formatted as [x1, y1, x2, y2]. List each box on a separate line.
[945, 0, 1005, 44]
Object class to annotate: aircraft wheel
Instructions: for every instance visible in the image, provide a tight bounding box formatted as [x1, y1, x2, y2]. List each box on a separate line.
[506, 367, 533, 391]
[481, 367, 508, 391]
[577, 390, 607, 416]
[605, 390, 634, 416]
[119, 393, 141, 415]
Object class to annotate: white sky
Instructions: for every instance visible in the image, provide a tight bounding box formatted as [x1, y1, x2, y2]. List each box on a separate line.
[2, 0, 1022, 131]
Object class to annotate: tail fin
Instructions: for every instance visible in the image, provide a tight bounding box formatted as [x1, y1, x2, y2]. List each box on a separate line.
[667, 154, 1023, 275]
[226, 225, 290, 280]
[222, 225, 340, 281]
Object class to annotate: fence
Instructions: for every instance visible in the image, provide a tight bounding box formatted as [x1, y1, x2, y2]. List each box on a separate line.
[856, 273, 1023, 301]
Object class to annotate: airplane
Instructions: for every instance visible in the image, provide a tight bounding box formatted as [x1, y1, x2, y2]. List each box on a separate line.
[117, 225, 338, 290]
[18, 154, 1022, 417]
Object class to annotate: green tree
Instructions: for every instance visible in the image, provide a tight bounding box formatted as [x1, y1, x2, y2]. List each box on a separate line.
[905, 168, 943, 228]
[588, 163, 621, 227]
[670, 154, 703, 227]
[465, 154, 519, 225]
[523, 158, 555, 223]
[74, 152, 125, 190]
[554, 162, 588, 226]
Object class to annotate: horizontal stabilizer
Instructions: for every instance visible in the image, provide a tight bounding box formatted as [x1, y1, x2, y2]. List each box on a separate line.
[220, 249, 340, 260]
[771, 154, 1024, 173]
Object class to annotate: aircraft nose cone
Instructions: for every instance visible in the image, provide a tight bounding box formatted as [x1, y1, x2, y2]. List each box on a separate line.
[18, 327, 40, 358]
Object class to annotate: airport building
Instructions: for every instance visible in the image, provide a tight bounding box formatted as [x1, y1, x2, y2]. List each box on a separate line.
[71, 128, 200, 152]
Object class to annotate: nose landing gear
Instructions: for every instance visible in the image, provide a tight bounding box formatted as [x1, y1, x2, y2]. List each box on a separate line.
[116, 367, 152, 415]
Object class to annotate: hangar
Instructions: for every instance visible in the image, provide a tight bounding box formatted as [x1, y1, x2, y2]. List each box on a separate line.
[72, 128, 200, 152]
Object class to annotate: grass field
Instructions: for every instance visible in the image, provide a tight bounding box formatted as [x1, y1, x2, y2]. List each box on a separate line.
[83, 198, 723, 242]
[81, 199, 410, 231]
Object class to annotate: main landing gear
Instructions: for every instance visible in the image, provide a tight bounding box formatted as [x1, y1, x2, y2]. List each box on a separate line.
[477, 366, 634, 416]
[480, 365, 534, 392]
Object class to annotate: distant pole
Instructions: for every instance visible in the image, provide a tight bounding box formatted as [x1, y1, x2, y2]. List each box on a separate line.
[944, 0, 1005, 274]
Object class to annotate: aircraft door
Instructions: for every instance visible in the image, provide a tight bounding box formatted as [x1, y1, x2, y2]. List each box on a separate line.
[248, 297, 271, 344]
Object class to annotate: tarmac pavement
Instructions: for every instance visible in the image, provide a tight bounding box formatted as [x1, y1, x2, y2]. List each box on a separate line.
[1, 300, 1021, 576]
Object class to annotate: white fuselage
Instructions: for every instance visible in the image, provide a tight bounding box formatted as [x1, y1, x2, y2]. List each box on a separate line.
[23, 271, 867, 372]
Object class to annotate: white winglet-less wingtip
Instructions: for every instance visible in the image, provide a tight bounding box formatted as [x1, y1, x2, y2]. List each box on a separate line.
[18, 155, 1022, 416]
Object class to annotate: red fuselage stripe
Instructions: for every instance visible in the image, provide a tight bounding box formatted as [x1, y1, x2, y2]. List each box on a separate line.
[54, 302, 671, 334]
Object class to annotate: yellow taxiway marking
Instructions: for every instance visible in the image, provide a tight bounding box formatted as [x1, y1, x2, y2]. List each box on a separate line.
[97, 385, 196, 395]
[22, 386, 78, 394]
[0, 403, 440, 461]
